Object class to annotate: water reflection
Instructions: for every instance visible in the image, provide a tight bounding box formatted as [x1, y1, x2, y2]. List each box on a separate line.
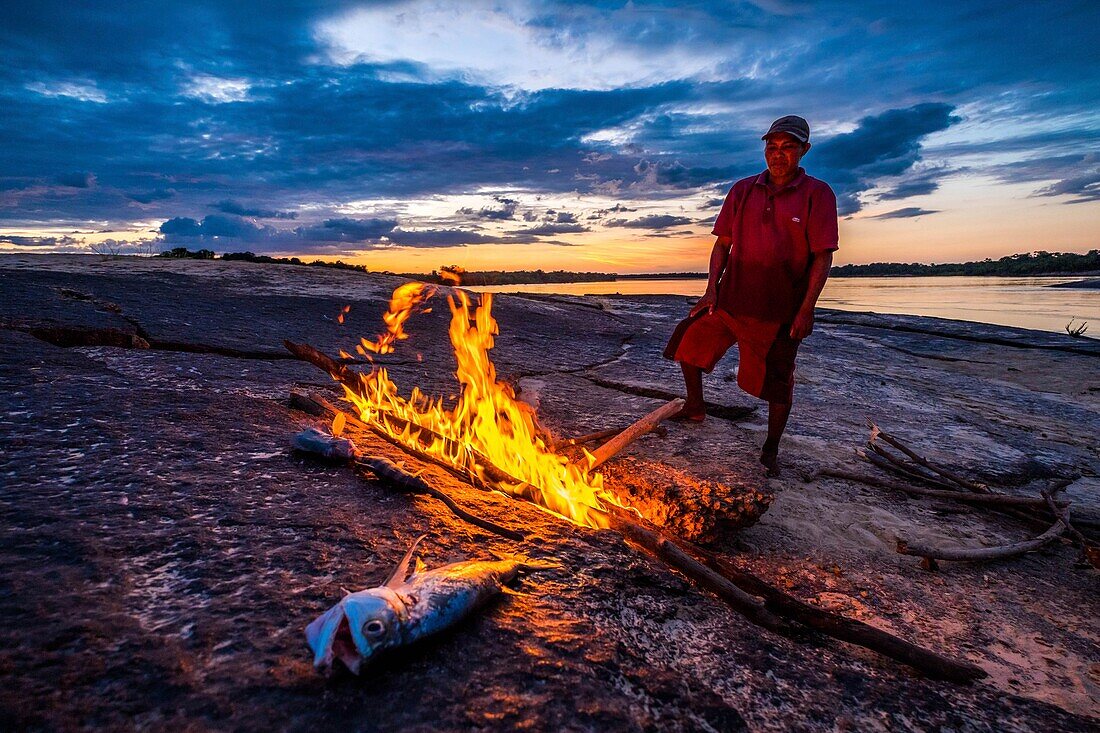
[475, 276, 1099, 337]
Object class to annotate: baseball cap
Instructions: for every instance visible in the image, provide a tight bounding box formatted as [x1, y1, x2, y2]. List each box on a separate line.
[762, 115, 810, 143]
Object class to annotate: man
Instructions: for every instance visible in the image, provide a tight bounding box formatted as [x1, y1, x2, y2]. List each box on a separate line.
[663, 115, 838, 477]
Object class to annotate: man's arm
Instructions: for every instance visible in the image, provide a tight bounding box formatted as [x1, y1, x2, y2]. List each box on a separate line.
[691, 236, 732, 316]
[789, 250, 833, 339]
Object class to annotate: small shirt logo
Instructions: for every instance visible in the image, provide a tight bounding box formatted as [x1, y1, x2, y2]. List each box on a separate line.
[791, 217, 801, 223]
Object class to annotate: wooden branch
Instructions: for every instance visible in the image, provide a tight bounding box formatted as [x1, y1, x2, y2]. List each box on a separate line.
[288, 341, 984, 682]
[869, 421, 988, 493]
[599, 504, 986, 683]
[1042, 483, 1100, 569]
[862, 447, 1055, 529]
[588, 398, 684, 469]
[694, 551, 988, 683]
[896, 517, 1067, 566]
[598, 508, 794, 634]
[813, 468, 1068, 509]
[560, 427, 627, 448]
[864, 444, 966, 492]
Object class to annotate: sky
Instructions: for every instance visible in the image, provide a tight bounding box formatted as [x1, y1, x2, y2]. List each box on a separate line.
[1, 0, 1097, 273]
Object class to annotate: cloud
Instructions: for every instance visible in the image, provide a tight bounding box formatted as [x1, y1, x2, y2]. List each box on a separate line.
[868, 207, 940, 219]
[457, 195, 519, 220]
[0, 234, 81, 248]
[991, 153, 1100, 204]
[311, 217, 400, 241]
[385, 228, 538, 247]
[1, 1, 1096, 252]
[812, 103, 961, 214]
[605, 214, 695, 229]
[54, 172, 95, 188]
[517, 222, 590, 236]
[160, 214, 271, 240]
[127, 188, 175, 204]
[212, 199, 296, 219]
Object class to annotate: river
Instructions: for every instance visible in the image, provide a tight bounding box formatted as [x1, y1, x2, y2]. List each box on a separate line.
[475, 276, 1099, 337]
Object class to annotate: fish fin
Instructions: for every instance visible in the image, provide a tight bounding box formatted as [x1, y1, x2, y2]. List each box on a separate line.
[304, 600, 347, 671]
[413, 557, 427, 575]
[384, 534, 428, 588]
[340, 586, 352, 597]
[499, 585, 527, 597]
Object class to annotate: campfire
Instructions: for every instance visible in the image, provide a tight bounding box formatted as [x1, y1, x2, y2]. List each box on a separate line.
[286, 282, 988, 684]
[335, 282, 627, 528]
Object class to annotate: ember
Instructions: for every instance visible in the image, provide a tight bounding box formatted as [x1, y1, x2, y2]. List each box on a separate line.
[340, 283, 628, 528]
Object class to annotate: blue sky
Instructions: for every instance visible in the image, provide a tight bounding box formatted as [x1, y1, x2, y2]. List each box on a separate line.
[1, 0, 1097, 271]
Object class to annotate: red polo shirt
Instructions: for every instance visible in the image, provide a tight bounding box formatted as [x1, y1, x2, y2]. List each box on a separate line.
[712, 168, 839, 324]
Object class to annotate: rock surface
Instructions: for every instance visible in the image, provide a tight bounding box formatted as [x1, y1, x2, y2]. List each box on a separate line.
[1, 254, 1097, 732]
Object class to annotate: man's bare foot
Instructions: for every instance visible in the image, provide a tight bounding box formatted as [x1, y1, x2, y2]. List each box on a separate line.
[670, 405, 706, 422]
[760, 448, 780, 477]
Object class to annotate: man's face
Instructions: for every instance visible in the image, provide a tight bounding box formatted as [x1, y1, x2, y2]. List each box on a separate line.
[764, 133, 809, 181]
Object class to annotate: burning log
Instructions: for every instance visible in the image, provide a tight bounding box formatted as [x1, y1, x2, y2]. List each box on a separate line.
[587, 398, 685, 469]
[287, 382, 980, 682]
[290, 394, 523, 541]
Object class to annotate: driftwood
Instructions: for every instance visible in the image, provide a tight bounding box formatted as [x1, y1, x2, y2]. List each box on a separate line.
[863, 423, 1073, 530]
[869, 422, 988, 493]
[1042, 486, 1100, 569]
[694, 552, 987, 683]
[897, 518, 1067, 570]
[599, 505, 986, 683]
[286, 340, 986, 683]
[588, 398, 684, 469]
[811, 468, 1069, 509]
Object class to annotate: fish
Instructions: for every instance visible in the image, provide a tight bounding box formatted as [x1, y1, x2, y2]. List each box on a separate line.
[305, 536, 557, 674]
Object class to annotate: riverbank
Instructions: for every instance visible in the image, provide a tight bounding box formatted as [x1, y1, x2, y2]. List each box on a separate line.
[1, 255, 1097, 730]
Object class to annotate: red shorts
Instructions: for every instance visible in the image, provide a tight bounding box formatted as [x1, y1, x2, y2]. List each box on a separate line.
[663, 310, 800, 405]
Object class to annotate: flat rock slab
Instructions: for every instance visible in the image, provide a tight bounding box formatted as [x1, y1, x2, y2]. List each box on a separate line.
[1, 256, 1098, 731]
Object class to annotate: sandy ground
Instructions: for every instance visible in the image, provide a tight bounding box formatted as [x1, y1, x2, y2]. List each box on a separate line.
[1, 254, 1097, 731]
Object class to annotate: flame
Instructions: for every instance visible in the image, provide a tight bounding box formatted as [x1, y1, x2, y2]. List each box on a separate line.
[341, 285, 625, 528]
[356, 282, 434, 356]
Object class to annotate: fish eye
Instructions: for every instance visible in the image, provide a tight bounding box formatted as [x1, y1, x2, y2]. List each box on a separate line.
[363, 619, 386, 638]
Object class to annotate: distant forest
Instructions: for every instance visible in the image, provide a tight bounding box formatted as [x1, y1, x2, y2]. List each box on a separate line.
[829, 250, 1100, 277]
[156, 248, 1099, 283]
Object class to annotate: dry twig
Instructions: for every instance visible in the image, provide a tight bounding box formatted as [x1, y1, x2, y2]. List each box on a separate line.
[896, 517, 1067, 571]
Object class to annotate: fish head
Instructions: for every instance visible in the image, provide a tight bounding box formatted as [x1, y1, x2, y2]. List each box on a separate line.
[342, 588, 406, 662]
[305, 588, 405, 674]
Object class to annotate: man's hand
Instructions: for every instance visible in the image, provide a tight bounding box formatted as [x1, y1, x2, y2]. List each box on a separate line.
[690, 290, 717, 317]
[789, 306, 815, 339]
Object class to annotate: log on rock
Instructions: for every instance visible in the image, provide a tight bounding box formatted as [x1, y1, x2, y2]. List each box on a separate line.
[599, 505, 987, 684]
[588, 398, 684, 469]
[896, 516, 1068, 569]
[812, 468, 1068, 509]
[696, 552, 988, 684]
